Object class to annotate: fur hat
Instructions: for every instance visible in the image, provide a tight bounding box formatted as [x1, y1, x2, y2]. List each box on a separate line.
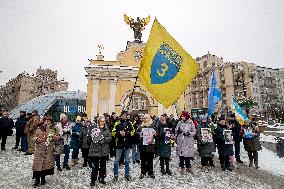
[76, 116, 82, 122]
[60, 113, 67, 120]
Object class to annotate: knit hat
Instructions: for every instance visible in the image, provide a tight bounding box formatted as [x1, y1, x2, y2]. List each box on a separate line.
[120, 110, 128, 117]
[181, 111, 190, 120]
[219, 115, 226, 122]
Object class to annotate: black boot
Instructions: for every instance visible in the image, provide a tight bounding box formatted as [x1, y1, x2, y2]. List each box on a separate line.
[90, 172, 96, 186]
[83, 158, 88, 167]
[236, 158, 244, 163]
[160, 159, 166, 175]
[63, 164, 71, 170]
[221, 163, 226, 171]
[165, 158, 172, 175]
[33, 177, 40, 188]
[41, 176, 46, 185]
[99, 177, 106, 185]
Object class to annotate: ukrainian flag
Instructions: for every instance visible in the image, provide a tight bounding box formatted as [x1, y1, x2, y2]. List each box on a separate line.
[231, 97, 249, 125]
[138, 19, 199, 108]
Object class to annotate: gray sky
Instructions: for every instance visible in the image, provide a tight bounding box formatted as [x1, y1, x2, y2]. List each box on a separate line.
[0, 0, 283, 91]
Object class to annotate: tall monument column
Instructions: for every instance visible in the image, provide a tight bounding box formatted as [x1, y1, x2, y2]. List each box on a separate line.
[91, 79, 100, 119]
[109, 79, 117, 114]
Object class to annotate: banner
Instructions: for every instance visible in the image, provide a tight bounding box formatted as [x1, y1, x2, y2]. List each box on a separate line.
[138, 19, 199, 108]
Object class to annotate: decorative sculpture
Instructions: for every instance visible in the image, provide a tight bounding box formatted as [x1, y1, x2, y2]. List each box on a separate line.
[124, 14, 151, 42]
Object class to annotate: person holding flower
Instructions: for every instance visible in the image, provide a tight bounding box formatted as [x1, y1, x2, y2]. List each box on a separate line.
[32, 117, 58, 188]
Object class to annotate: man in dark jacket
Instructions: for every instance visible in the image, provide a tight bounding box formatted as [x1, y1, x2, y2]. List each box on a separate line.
[109, 112, 118, 158]
[111, 110, 134, 181]
[13, 111, 27, 150]
[0, 111, 14, 150]
[230, 113, 244, 163]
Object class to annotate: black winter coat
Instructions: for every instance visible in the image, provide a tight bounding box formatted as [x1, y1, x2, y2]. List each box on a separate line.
[15, 116, 27, 137]
[138, 122, 156, 153]
[231, 119, 242, 143]
[214, 124, 234, 156]
[88, 126, 111, 157]
[111, 119, 134, 149]
[196, 123, 215, 157]
[157, 122, 172, 158]
[0, 117, 14, 137]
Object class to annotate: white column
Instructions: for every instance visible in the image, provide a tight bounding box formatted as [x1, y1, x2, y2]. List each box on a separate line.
[91, 79, 100, 119]
[109, 79, 117, 114]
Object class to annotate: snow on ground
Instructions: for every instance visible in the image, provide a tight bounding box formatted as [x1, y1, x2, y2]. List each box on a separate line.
[267, 123, 284, 130]
[259, 134, 283, 143]
[0, 136, 283, 189]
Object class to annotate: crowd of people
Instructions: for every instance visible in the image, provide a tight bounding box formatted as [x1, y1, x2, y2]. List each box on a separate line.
[0, 110, 262, 188]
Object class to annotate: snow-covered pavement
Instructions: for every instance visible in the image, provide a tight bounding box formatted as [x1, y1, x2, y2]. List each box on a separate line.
[0, 136, 283, 189]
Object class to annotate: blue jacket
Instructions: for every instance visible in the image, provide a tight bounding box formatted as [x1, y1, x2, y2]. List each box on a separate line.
[70, 122, 83, 149]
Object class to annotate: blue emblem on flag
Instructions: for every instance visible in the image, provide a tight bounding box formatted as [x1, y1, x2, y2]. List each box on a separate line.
[69, 106, 77, 113]
[151, 42, 183, 84]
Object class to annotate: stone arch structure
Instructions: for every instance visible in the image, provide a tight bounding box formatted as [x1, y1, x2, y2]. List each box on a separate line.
[120, 87, 154, 114]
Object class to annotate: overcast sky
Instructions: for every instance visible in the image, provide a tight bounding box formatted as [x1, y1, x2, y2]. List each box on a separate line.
[0, 0, 283, 91]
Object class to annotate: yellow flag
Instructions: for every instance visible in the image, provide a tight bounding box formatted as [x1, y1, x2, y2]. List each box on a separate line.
[138, 19, 199, 108]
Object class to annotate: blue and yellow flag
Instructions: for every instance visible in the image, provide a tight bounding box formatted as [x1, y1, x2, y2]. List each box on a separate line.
[138, 19, 199, 108]
[207, 67, 221, 116]
[231, 97, 249, 125]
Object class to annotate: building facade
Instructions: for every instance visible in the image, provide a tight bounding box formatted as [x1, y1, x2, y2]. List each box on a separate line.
[0, 67, 68, 111]
[85, 41, 184, 119]
[185, 53, 284, 116]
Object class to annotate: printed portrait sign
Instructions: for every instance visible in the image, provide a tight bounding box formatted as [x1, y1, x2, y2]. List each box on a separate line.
[142, 128, 155, 145]
[223, 129, 233, 144]
[201, 128, 213, 143]
[91, 128, 102, 143]
[164, 128, 175, 145]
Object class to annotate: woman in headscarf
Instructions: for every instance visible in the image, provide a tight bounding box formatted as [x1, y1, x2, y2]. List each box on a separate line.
[32, 117, 58, 187]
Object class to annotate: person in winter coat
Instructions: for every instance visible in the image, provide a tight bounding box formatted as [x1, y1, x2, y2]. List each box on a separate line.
[54, 113, 73, 171]
[111, 111, 135, 181]
[79, 118, 94, 167]
[32, 117, 58, 187]
[70, 116, 83, 166]
[131, 114, 141, 164]
[25, 110, 40, 155]
[175, 111, 196, 174]
[157, 114, 172, 175]
[230, 113, 244, 163]
[13, 111, 27, 151]
[109, 112, 118, 158]
[138, 114, 156, 179]
[88, 116, 111, 186]
[0, 111, 14, 150]
[196, 118, 215, 172]
[214, 116, 234, 171]
[241, 120, 262, 169]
